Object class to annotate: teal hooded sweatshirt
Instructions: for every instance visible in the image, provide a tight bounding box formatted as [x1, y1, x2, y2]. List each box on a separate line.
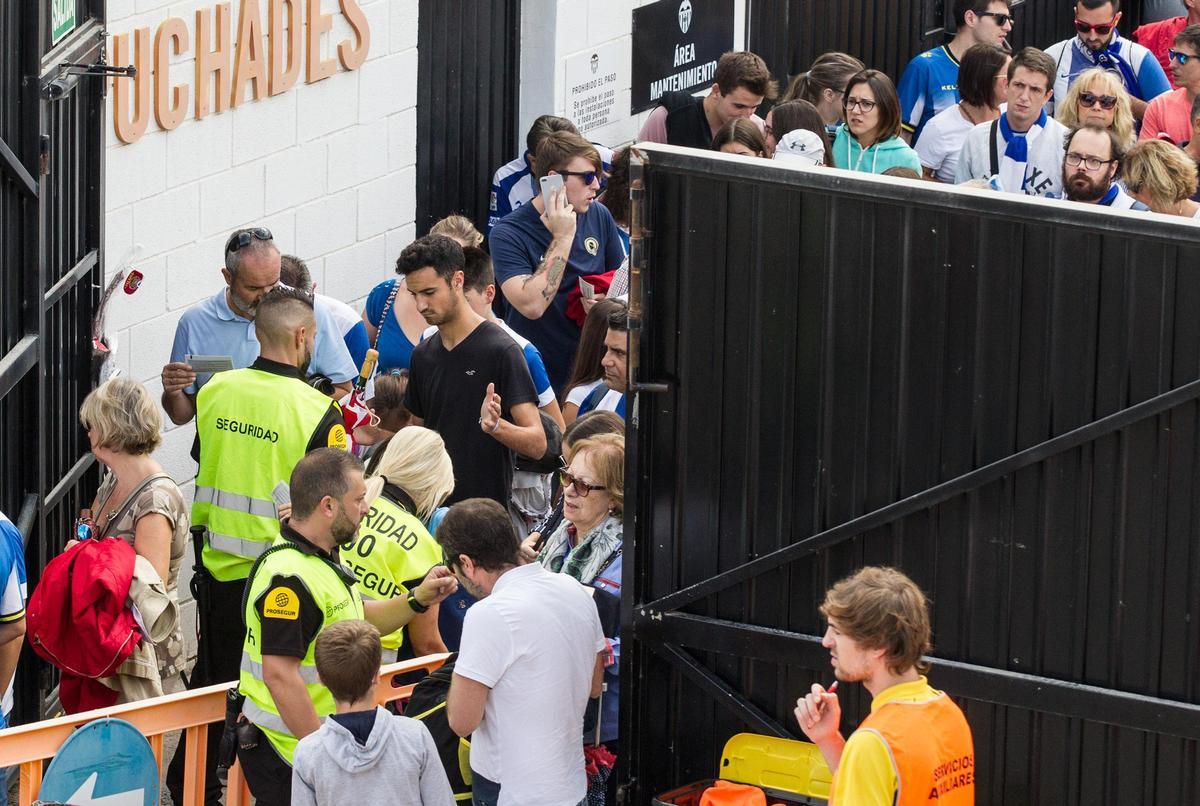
[832, 124, 923, 175]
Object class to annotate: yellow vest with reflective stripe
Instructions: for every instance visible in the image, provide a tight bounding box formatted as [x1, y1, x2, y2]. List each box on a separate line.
[341, 493, 443, 652]
[239, 538, 364, 765]
[193, 366, 346, 581]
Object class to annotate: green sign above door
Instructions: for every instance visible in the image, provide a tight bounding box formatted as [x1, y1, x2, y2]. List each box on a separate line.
[51, 0, 76, 45]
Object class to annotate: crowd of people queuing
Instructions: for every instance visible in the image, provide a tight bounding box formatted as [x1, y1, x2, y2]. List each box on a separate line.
[0, 1, 1195, 805]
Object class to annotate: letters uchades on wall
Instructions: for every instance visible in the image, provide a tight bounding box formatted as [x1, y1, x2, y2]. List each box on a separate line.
[111, 0, 370, 144]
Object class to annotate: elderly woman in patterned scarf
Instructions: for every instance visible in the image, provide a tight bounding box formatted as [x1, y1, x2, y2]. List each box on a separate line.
[536, 432, 624, 767]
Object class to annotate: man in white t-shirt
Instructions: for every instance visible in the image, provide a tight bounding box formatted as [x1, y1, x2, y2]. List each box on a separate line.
[442, 499, 606, 806]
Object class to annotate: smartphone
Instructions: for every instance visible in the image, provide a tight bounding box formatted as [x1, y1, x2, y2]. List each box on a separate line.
[540, 173, 564, 210]
[578, 277, 596, 300]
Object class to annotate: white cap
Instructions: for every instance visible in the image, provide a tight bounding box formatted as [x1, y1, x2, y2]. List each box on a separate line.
[773, 129, 825, 166]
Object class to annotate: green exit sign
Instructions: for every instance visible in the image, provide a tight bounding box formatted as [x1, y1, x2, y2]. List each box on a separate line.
[51, 0, 75, 45]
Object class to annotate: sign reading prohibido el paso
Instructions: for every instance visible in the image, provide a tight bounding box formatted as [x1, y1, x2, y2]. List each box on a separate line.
[631, 0, 735, 113]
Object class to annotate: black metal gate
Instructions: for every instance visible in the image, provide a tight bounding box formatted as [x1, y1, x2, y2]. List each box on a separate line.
[415, 0, 521, 236]
[0, 0, 105, 722]
[746, 0, 1145, 91]
[622, 146, 1200, 804]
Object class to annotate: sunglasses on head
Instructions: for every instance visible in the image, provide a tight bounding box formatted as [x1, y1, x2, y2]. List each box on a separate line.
[1074, 17, 1117, 36]
[225, 227, 273, 255]
[557, 169, 601, 185]
[1169, 49, 1196, 66]
[1078, 91, 1118, 110]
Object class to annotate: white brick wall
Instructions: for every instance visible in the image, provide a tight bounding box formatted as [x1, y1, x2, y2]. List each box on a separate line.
[104, 0, 418, 642]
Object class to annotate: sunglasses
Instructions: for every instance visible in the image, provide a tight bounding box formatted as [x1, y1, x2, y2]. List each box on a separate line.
[560, 470, 606, 497]
[1078, 91, 1118, 110]
[978, 11, 1014, 27]
[1169, 49, 1196, 66]
[558, 170, 601, 185]
[224, 227, 273, 255]
[1074, 17, 1117, 36]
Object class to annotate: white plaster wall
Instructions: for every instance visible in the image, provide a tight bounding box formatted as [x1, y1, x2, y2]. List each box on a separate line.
[103, 0, 418, 656]
[520, 0, 748, 150]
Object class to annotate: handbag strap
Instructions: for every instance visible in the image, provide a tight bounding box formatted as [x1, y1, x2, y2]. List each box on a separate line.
[372, 279, 400, 350]
[989, 118, 1000, 178]
[97, 472, 172, 540]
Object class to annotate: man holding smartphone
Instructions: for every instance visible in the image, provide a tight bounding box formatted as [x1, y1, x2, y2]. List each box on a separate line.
[490, 131, 625, 393]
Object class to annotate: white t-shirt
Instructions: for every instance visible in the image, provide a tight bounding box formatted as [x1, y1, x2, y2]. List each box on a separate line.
[317, 293, 361, 338]
[915, 104, 976, 183]
[456, 563, 605, 806]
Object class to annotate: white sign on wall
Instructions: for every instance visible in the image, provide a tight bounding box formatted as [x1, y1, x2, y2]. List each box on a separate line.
[564, 40, 628, 135]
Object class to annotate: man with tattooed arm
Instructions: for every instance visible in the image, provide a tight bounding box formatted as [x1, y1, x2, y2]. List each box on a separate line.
[490, 130, 626, 393]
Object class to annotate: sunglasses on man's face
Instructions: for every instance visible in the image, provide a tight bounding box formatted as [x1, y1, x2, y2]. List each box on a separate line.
[977, 11, 1014, 27]
[1169, 49, 1196, 66]
[1078, 91, 1118, 110]
[557, 170, 601, 185]
[1074, 17, 1116, 36]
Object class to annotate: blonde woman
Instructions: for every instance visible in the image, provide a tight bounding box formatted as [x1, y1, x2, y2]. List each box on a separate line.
[341, 426, 454, 661]
[1056, 68, 1136, 147]
[78, 378, 188, 696]
[429, 214, 484, 248]
[1123, 140, 1200, 218]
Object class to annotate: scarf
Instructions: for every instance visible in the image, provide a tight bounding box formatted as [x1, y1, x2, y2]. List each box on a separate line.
[1071, 32, 1139, 97]
[537, 514, 622, 584]
[1096, 183, 1121, 206]
[997, 108, 1047, 193]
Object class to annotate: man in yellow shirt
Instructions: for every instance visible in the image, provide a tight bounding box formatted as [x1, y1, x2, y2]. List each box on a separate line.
[794, 567, 975, 805]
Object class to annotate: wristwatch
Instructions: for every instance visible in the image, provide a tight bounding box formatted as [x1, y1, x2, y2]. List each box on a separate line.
[406, 589, 429, 614]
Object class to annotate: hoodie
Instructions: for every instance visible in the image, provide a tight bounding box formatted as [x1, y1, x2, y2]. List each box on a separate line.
[291, 706, 456, 806]
[832, 124, 923, 175]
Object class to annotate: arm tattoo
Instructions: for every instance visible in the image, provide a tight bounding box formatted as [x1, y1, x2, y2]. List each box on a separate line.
[540, 256, 567, 301]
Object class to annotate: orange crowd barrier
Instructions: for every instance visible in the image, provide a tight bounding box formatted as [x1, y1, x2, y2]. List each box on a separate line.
[0, 653, 449, 805]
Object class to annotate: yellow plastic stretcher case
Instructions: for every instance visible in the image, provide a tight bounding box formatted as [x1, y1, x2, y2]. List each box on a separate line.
[719, 732, 834, 800]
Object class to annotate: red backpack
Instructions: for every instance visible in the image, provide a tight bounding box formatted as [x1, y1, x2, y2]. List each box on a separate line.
[26, 537, 140, 712]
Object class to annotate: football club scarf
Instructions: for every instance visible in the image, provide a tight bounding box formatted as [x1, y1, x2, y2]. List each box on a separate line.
[1072, 32, 1140, 97]
[997, 108, 1047, 193]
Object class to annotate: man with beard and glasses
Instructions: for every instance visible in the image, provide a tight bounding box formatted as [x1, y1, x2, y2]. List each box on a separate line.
[161, 226, 356, 426]
[167, 287, 353, 806]
[235, 449, 459, 805]
[1062, 124, 1149, 208]
[441, 498, 606, 806]
[400, 235, 546, 511]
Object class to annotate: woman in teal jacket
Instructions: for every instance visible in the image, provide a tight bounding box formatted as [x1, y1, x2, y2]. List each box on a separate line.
[833, 69, 923, 175]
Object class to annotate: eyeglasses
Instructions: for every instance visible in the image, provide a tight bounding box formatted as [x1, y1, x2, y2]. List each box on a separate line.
[558, 170, 601, 185]
[1169, 49, 1196, 66]
[978, 11, 1014, 27]
[844, 97, 877, 112]
[1078, 91, 1118, 110]
[560, 470, 606, 497]
[1065, 152, 1116, 171]
[1074, 17, 1117, 36]
[225, 227, 273, 255]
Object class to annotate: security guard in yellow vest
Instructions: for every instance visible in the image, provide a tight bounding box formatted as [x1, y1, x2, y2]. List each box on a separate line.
[236, 448, 458, 805]
[170, 287, 348, 805]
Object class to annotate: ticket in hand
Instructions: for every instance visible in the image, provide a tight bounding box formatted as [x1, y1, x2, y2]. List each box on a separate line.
[185, 354, 234, 373]
[271, 481, 291, 507]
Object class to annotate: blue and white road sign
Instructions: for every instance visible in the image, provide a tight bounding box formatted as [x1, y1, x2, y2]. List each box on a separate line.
[39, 718, 159, 806]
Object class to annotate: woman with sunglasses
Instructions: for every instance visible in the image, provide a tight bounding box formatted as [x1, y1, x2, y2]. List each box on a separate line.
[1056, 68, 1136, 146]
[534, 432, 625, 800]
[832, 70, 923, 175]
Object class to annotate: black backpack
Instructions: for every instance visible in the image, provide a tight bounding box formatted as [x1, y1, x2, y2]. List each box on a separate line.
[406, 654, 472, 799]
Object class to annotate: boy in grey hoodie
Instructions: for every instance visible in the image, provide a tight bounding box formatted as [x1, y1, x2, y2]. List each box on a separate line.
[292, 620, 455, 806]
